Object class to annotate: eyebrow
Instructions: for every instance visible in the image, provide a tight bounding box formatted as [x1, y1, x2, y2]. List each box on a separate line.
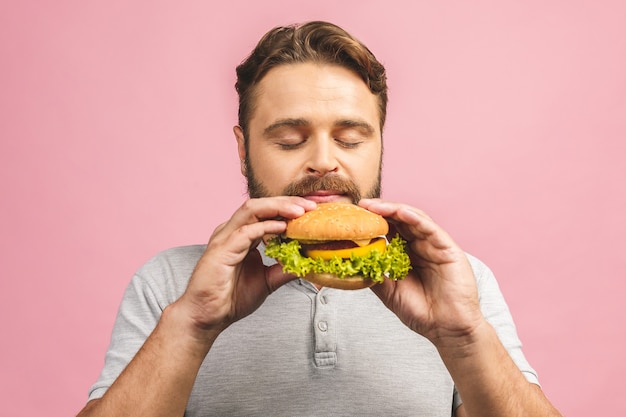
[263, 118, 310, 136]
[263, 118, 376, 136]
[334, 119, 376, 135]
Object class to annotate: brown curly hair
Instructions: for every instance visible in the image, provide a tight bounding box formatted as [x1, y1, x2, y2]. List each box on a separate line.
[235, 21, 388, 136]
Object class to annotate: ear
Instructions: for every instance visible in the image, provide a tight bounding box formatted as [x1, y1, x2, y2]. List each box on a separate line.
[233, 125, 246, 176]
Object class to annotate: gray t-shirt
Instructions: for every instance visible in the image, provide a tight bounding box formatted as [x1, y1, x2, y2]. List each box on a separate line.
[88, 244, 538, 416]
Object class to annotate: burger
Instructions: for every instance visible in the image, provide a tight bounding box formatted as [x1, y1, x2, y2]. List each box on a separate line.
[265, 202, 412, 290]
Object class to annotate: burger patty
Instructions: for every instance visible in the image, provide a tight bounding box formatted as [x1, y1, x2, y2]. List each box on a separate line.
[300, 240, 359, 252]
[299, 237, 384, 252]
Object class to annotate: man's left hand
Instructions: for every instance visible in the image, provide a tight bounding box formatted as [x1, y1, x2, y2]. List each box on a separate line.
[359, 198, 486, 348]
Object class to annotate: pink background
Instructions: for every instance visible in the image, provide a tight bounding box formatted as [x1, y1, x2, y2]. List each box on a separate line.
[1, 1, 624, 415]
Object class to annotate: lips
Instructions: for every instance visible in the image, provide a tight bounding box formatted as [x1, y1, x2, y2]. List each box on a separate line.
[302, 190, 349, 203]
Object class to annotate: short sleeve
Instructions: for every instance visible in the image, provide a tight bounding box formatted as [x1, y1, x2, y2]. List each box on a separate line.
[87, 245, 204, 400]
[452, 254, 540, 410]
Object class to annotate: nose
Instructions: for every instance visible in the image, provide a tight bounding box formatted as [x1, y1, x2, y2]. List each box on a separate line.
[305, 137, 339, 176]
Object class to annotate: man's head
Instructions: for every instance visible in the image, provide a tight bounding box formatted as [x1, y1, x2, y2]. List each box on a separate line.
[234, 21, 388, 203]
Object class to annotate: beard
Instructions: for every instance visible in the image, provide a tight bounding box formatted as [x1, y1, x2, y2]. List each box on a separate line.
[244, 158, 382, 204]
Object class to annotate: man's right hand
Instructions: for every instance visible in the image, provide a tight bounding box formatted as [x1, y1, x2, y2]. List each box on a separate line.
[76, 197, 316, 417]
[171, 196, 317, 343]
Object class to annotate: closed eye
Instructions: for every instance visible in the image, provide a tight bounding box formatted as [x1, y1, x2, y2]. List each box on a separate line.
[276, 137, 308, 150]
[335, 139, 363, 149]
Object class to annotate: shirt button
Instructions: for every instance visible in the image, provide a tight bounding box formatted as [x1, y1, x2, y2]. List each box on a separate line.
[317, 321, 328, 332]
[320, 295, 328, 304]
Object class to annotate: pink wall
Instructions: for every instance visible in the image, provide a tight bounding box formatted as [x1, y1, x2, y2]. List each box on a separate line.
[1, 1, 624, 415]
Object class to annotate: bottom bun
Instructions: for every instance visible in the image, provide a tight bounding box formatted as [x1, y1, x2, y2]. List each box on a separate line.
[304, 273, 376, 290]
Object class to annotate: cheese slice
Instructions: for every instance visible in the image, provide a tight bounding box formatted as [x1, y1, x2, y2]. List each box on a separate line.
[306, 237, 387, 260]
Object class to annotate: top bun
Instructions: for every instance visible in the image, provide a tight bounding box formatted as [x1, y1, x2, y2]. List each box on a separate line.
[285, 202, 388, 241]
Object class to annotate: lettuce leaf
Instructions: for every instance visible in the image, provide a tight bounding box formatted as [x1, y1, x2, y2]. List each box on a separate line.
[264, 235, 412, 284]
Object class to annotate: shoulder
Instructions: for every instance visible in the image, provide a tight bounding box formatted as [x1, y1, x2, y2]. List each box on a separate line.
[464, 252, 505, 296]
[465, 252, 494, 281]
[128, 244, 207, 302]
[139, 244, 207, 274]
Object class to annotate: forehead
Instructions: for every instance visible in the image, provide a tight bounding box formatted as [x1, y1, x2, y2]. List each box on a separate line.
[248, 63, 381, 133]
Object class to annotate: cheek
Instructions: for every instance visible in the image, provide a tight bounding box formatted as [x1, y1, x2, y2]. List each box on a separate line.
[357, 147, 382, 185]
[248, 148, 297, 186]
[350, 145, 382, 172]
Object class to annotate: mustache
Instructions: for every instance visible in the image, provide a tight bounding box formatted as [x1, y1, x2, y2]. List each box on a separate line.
[283, 175, 361, 204]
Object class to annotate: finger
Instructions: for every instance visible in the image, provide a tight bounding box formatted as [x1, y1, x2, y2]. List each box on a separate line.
[369, 277, 394, 303]
[203, 218, 290, 270]
[223, 220, 293, 257]
[360, 200, 463, 264]
[359, 198, 433, 223]
[217, 197, 316, 240]
[359, 200, 439, 241]
[264, 264, 298, 293]
[395, 208, 446, 244]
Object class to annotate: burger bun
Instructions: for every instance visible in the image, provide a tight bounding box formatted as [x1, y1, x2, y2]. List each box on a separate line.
[304, 272, 377, 290]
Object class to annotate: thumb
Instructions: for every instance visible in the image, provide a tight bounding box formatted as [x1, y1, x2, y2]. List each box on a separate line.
[369, 278, 395, 305]
[265, 264, 297, 293]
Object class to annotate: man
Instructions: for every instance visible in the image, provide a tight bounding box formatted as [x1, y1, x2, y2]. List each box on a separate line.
[78, 21, 561, 416]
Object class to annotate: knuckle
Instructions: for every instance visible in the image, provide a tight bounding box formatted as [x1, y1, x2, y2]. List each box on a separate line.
[241, 198, 258, 212]
[236, 222, 257, 239]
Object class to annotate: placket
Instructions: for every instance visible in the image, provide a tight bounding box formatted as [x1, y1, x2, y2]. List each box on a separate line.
[312, 289, 337, 368]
